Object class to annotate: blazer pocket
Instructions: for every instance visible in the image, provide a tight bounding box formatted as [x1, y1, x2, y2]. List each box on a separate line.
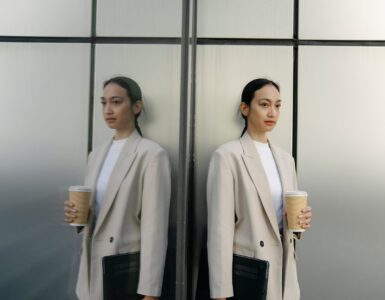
[233, 245, 255, 258]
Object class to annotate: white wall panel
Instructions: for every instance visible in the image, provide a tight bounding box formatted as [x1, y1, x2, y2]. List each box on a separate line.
[0, 43, 90, 299]
[0, 0, 91, 36]
[97, 0, 181, 37]
[300, 0, 385, 40]
[198, 0, 293, 38]
[297, 46, 385, 299]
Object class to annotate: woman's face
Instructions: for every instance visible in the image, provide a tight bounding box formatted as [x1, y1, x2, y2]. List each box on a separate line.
[101, 83, 141, 132]
[240, 84, 281, 134]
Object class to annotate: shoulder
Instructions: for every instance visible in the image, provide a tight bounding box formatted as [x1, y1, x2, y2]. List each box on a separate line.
[214, 139, 243, 156]
[138, 137, 165, 153]
[209, 139, 243, 168]
[137, 137, 169, 162]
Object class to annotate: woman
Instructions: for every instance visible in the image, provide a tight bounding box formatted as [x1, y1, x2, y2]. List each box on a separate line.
[64, 76, 171, 300]
[207, 78, 312, 300]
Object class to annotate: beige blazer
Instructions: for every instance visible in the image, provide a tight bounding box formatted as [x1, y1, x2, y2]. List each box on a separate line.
[75, 130, 171, 300]
[207, 133, 300, 300]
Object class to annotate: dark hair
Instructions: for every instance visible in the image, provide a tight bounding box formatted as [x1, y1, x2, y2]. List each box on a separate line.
[240, 78, 280, 136]
[103, 76, 143, 136]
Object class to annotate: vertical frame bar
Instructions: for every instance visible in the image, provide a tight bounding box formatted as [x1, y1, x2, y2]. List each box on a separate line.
[292, 0, 299, 161]
[87, 0, 98, 153]
[176, 0, 191, 299]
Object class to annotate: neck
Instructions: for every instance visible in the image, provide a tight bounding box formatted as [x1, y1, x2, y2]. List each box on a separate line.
[114, 124, 135, 140]
[246, 129, 268, 143]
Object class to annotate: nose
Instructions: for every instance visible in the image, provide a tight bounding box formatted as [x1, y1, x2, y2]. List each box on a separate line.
[104, 102, 113, 114]
[268, 106, 278, 118]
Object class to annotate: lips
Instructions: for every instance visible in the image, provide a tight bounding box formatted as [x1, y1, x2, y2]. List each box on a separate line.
[264, 120, 276, 125]
[105, 118, 116, 122]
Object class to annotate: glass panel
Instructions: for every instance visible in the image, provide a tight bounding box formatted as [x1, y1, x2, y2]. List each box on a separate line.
[299, 0, 385, 40]
[297, 46, 385, 299]
[193, 45, 293, 296]
[0, 0, 91, 36]
[97, 0, 182, 37]
[93, 44, 181, 155]
[93, 44, 181, 299]
[198, 0, 293, 38]
[0, 43, 90, 299]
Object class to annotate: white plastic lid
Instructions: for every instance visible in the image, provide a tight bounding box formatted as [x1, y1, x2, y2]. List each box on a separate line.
[69, 185, 92, 192]
[284, 190, 307, 197]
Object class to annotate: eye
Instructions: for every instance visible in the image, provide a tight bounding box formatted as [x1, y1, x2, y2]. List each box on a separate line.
[276, 103, 281, 109]
[260, 102, 269, 108]
[112, 98, 123, 105]
[101, 101, 106, 106]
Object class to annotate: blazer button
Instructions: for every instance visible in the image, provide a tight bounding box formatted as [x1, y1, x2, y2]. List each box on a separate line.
[260, 241, 264, 247]
[109, 237, 114, 243]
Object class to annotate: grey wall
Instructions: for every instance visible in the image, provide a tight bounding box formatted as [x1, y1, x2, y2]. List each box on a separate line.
[1, 1, 385, 300]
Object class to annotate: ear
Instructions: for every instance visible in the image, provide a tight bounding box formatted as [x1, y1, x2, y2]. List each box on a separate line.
[132, 100, 142, 115]
[239, 102, 249, 118]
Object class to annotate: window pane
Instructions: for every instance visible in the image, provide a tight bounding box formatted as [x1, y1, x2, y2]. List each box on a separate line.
[0, 0, 91, 36]
[97, 0, 181, 37]
[297, 46, 385, 299]
[300, 0, 385, 39]
[198, 0, 293, 38]
[193, 46, 293, 294]
[0, 43, 90, 299]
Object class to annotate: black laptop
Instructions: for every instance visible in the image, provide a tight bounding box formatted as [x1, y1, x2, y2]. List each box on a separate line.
[231, 254, 269, 300]
[102, 252, 141, 300]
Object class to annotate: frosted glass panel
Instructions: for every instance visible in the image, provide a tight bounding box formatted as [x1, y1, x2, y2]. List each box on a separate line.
[0, 43, 90, 299]
[194, 45, 293, 279]
[93, 44, 180, 159]
[300, 0, 385, 39]
[93, 44, 180, 298]
[198, 0, 293, 38]
[196, 45, 293, 158]
[97, 0, 181, 37]
[297, 46, 385, 299]
[0, 0, 91, 36]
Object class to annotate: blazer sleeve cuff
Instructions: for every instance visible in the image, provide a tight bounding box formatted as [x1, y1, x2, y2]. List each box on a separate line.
[210, 285, 233, 299]
[137, 283, 162, 298]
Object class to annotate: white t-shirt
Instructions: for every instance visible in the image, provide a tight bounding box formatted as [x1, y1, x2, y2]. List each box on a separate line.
[94, 138, 127, 217]
[253, 141, 283, 229]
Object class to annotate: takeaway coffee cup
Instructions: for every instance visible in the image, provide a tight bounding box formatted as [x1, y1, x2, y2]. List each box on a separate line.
[284, 191, 308, 232]
[68, 186, 91, 226]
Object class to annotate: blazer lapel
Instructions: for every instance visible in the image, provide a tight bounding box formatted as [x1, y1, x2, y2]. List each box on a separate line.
[92, 130, 141, 236]
[240, 133, 281, 240]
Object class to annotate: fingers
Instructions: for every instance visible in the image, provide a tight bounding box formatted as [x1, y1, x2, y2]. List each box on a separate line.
[64, 201, 77, 223]
[298, 206, 312, 229]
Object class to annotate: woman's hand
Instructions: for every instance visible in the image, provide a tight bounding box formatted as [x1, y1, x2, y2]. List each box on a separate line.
[64, 200, 77, 223]
[298, 206, 312, 229]
[142, 296, 158, 300]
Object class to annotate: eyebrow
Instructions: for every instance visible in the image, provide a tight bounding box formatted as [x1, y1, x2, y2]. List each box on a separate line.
[258, 98, 282, 102]
[100, 96, 124, 100]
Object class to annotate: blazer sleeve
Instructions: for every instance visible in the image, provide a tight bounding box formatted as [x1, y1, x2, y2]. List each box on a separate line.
[137, 148, 171, 297]
[207, 150, 235, 298]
